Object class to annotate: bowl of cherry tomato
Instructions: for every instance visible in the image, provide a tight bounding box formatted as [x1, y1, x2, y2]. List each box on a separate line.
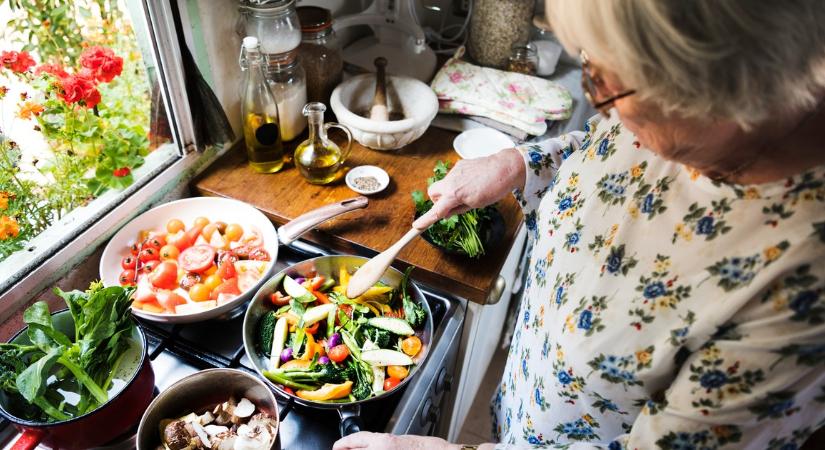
[100, 197, 279, 324]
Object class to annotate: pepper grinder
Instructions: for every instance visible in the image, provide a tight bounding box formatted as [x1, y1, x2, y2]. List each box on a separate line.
[369, 57, 389, 122]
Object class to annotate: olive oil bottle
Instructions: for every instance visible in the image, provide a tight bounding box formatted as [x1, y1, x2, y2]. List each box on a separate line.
[294, 102, 353, 185]
[240, 36, 284, 173]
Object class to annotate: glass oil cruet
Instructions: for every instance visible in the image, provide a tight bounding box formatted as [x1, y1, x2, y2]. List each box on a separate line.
[294, 102, 353, 185]
[239, 36, 285, 173]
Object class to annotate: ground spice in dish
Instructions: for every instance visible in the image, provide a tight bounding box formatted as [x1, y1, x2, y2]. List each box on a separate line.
[353, 176, 381, 192]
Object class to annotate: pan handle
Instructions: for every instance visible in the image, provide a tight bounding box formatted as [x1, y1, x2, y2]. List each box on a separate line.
[278, 196, 369, 246]
[337, 404, 364, 437]
[11, 429, 44, 450]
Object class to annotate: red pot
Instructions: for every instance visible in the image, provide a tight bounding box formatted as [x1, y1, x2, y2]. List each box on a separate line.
[0, 309, 155, 450]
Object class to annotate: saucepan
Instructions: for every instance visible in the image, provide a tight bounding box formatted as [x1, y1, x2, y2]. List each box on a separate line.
[136, 368, 280, 450]
[0, 309, 155, 450]
[242, 255, 434, 437]
[100, 196, 368, 324]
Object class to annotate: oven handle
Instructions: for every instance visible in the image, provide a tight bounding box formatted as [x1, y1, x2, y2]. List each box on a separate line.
[338, 404, 364, 437]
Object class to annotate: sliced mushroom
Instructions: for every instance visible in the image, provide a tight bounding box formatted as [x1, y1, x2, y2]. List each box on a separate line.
[246, 413, 277, 431]
[191, 422, 212, 449]
[234, 398, 255, 419]
[204, 425, 230, 437]
[163, 420, 193, 450]
[199, 411, 215, 425]
[210, 431, 237, 450]
[234, 424, 273, 450]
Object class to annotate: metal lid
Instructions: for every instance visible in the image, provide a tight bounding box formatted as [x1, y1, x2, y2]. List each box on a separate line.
[296, 6, 332, 33]
[240, 0, 295, 14]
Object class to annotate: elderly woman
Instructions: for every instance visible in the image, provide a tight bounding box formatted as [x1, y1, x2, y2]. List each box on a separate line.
[334, 1, 825, 449]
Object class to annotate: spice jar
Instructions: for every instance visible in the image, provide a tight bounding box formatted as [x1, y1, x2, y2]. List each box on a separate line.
[467, 0, 533, 68]
[530, 16, 564, 76]
[238, 0, 301, 55]
[297, 6, 343, 105]
[266, 50, 307, 142]
[507, 43, 539, 75]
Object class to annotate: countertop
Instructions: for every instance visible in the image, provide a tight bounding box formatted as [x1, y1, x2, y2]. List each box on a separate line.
[192, 126, 524, 304]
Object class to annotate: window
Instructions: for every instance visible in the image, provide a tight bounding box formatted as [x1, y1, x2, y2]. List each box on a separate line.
[0, 1, 200, 299]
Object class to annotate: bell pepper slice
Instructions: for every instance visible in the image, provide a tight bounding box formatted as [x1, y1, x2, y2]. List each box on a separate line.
[296, 381, 353, 401]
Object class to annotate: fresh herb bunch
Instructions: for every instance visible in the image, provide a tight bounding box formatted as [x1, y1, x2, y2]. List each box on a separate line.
[412, 161, 496, 258]
[0, 282, 136, 422]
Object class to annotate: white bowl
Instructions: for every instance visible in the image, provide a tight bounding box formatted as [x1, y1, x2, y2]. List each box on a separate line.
[453, 128, 515, 159]
[100, 197, 279, 324]
[345, 165, 390, 195]
[330, 74, 438, 151]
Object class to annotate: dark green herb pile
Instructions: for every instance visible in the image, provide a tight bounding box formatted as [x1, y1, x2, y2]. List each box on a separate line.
[0, 282, 136, 422]
[412, 161, 497, 258]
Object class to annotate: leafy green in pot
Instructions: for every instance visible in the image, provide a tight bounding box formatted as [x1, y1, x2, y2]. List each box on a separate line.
[412, 161, 497, 258]
[0, 282, 138, 422]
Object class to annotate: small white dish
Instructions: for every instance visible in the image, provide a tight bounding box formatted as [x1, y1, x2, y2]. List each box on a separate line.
[346, 165, 390, 195]
[453, 128, 516, 159]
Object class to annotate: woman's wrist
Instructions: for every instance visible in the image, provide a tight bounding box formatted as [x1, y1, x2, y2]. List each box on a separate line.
[495, 147, 527, 192]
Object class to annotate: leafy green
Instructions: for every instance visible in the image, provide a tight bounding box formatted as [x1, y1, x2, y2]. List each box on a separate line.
[364, 327, 392, 349]
[0, 283, 136, 423]
[412, 161, 496, 258]
[401, 267, 426, 329]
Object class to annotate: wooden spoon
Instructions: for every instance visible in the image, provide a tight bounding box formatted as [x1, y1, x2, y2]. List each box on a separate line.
[369, 57, 390, 122]
[346, 227, 422, 298]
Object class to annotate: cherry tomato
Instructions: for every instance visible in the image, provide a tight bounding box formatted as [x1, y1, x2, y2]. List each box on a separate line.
[169, 225, 204, 251]
[145, 236, 165, 250]
[156, 290, 186, 312]
[194, 216, 210, 229]
[166, 219, 185, 234]
[387, 365, 409, 380]
[218, 250, 239, 265]
[224, 224, 244, 242]
[179, 245, 216, 273]
[159, 244, 180, 261]
[270, 292, 292, 306]
[211, 278, 241, 299]
[328, 344, 350, 363]
[139, 247, 159, 263]
[383, 377, 402, 391]
[214, 221, 228, 234]
[401, 336, 422, 357]
[119, 270, 136, 286]
[217, 258, 237, 280]
[203, 273, 223, 290]
[121, 255, 138, 270]
[179, 272, 201, 290]
[304, 321, 320, 335]
[232, 245, 252, 259]
[248, 248, 271, 261]
[189, 283, 211, 302]
[149, 261, 179, 290]
[282, 386, 294, 396]
[140, 260, 159, 274]
[202, 223, 219, 240]
[129, 243, 140, 256]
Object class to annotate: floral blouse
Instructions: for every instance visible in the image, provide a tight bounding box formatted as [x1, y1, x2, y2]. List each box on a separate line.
[491, 114, 825, 449]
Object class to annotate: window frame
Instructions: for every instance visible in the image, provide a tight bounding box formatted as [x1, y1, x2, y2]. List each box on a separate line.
[0, 0, 217, 320]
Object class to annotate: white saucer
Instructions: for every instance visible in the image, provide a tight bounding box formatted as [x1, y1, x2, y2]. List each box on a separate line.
[345, 165, 390, 195]
[453, 128, 515, 160]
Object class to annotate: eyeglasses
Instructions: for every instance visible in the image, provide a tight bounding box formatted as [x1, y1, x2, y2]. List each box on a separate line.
[580, 50, 636, 117]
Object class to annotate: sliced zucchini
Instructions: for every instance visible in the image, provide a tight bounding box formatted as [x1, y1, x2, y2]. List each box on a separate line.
[367, 317, 415, 336]
[283, 276, 316, 303]
[361, 349, 414, 367]
[269, 316, 288, 370]
[302, 303, 337, 326]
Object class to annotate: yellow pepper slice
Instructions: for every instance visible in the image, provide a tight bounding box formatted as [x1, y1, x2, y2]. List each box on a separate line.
[296, 381, 353, 401]
[360, 286, 394, 303]
[300, 333, 317, 361]
[339, 267, 350, 290]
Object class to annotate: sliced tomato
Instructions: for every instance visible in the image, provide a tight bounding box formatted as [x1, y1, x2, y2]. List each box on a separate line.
[169, 225, 203, 251]
[270, 291, 292, 306]
[149, 261, 178, 290]
[248, 248, 271, 261]
[156, 290, 187, 312]
[179, 272, 201, 290]
[239, 228, 263, 247]
[217, 259, 237, 280]
[231, 245, 251, 259]
[383, 377, 402, 391]
[211, 278, 240, 299]
[134, 277, 157, 305]
[179, 245, 216, 273]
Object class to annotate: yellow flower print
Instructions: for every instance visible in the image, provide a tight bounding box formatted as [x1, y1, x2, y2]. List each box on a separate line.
[656, 296, 676, 309]
[744, 187, 760, 199]
[546, 249, 555, 265]
[609, 224, 619, 234]
[702, 345, 721, 360]
[635, 350, 652, 365]
[563, 209, 574, 219]
[630, 164, 644, 178]
[570, 380, 582, 392]
[556, 347, 564, 361]
[763, 246, 783, 262]
[654, 257, 671, 273]
[586, 148, 596, 160]
[582, 414, 595, 425]
[628, 205, 639, 219]
[564, 314, 576, 333]
[568, 174, 579, 187]
[772, 296, 787, 311]
[674, 223, 693, 241]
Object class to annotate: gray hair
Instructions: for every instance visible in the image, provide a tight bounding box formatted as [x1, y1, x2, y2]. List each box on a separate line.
[547, 0, 825, 127]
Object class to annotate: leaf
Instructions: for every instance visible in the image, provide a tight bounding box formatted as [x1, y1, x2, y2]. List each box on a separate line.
[16, 348, 61, 403]
[24, 302, 71, 351]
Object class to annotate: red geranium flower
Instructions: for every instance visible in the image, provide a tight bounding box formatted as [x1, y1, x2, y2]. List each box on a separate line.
[79, 46, 123, 83]
[35, 63, 69, 79]
[113, 167, 131, 177]
[58, 72, 101, 109]
[1, 50, 36, 73]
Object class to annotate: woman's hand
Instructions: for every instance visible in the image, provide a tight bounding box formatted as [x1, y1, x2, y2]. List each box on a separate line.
[412, 148, 525, 230]
[332, 432, 461, 450]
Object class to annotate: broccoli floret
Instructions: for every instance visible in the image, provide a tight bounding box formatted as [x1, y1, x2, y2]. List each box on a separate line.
[364, 327, 392, 348]
[348, 360, 373, 400]
[257, 311, 278, 356]
[316, 363, 355, 384]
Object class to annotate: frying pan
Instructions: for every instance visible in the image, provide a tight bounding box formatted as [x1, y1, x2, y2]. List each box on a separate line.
[242, 256, 434, 437]
[136, 369, 280, 450]
[0, 309, 155, 450]
[100, 196, 368, 323]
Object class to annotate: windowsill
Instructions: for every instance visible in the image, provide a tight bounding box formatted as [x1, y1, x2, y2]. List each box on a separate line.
[0, 144, 178, 293]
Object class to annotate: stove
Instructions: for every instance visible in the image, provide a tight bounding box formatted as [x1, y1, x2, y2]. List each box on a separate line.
[0, 240, 465, 450]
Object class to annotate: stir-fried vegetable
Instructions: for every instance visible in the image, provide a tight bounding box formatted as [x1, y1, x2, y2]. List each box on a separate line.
[256, 268, 428, 402]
